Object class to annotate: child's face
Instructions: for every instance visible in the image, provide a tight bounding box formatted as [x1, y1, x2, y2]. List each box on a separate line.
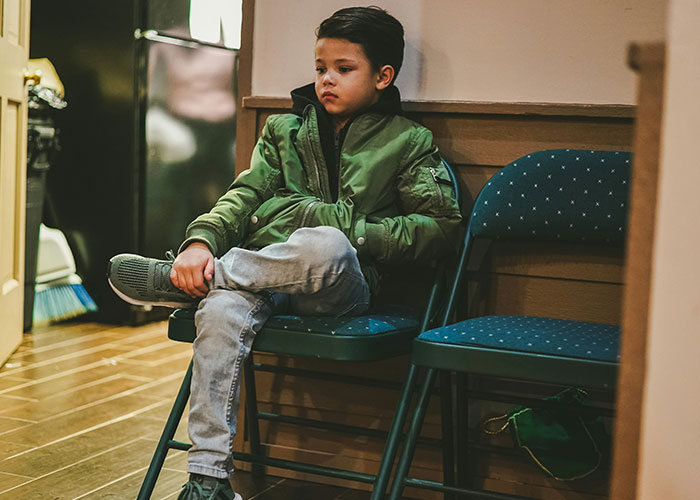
[314, 37, 391, 130]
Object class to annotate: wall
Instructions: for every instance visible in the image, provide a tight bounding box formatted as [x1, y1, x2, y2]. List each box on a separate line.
[252, 0, 666, 103]
[637, 1, 700, 499]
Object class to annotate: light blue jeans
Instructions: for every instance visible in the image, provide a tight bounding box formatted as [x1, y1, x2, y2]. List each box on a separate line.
[187, 226, 370, 478]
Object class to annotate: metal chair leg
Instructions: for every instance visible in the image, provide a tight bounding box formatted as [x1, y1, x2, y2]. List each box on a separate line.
[243, 354, 265, 478]
[387, 368, 438, 500]
[137, 360, 193, 500]
[370, 364, 419, 500]
[440, 371, 456, 500]
[456, 373, 470, 489]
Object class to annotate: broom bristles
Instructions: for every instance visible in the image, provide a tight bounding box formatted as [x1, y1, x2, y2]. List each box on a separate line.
[33, 275, 98, 324]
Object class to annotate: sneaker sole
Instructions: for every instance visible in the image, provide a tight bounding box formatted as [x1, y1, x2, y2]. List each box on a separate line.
[108, 278, 196, 309]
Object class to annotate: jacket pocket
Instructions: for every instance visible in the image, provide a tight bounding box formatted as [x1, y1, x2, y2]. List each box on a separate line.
[248, 193, 315, 238]
[426, 165, 455, 210]
[249, 195, 288, 231]
[408, 164, 454, 214]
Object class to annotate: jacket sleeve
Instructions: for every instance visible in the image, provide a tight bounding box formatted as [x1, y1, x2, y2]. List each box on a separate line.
[363, 127, 463, 263]
[179, 116, 285, 256]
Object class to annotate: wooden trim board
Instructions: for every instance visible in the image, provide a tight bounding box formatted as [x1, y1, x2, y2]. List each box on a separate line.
[233, 0, 256, 177]
[610, 41, 666, 500]
[242, 96, 636, 118]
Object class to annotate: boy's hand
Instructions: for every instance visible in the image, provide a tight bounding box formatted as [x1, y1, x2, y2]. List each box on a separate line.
[171, 242, 214, 298]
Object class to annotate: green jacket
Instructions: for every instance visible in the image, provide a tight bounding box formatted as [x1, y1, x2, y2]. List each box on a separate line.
[181, 86, 462, 293]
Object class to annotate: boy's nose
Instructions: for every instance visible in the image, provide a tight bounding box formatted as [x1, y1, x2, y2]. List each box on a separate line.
[322, 72, 334, 85]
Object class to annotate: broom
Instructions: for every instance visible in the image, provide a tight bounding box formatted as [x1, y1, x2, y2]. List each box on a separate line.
[33, 224, 97, 324]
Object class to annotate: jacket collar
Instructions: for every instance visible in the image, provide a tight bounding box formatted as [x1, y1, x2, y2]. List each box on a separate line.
[290, 82, 403, 119]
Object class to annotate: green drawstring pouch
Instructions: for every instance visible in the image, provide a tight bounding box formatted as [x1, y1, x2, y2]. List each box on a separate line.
[483, 387, 609, 481]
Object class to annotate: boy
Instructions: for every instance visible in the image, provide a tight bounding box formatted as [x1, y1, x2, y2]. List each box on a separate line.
[109, 6, 462, 500]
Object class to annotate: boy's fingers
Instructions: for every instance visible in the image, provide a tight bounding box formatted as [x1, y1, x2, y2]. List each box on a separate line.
[184, 270, 207, 298]
[204, 259, 214, 281]
[182, 273, 198, 297]
[192, 273, 209, 295]
[170, 268, 180, 288]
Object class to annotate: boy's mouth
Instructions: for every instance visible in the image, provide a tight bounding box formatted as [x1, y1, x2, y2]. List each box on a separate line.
[321, 91, 338, 100]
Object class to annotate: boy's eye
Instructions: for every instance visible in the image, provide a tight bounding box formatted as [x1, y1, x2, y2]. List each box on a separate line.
[339, 67, 352, 73]
[315, 67, 326, 74]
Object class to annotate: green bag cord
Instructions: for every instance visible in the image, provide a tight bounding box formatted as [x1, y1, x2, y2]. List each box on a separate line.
[482, 387, 609, 481]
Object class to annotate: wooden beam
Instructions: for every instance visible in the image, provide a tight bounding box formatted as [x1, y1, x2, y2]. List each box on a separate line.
[234, 0, 256, 177]
[243, 95, 635, 118]
[611, 41, 666, 500]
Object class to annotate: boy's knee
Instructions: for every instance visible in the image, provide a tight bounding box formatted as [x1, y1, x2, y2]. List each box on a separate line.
[291, 226, 355, 262]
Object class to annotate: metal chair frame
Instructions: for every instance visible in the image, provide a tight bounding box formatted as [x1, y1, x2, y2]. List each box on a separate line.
[136, 160, 464, 500]
[377, 150, 629, 499]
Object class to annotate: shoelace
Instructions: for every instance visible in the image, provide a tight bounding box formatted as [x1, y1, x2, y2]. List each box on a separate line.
[179, 480, 206, 499]
[153, 250, 177, 292]
[179, 479, 228, 499]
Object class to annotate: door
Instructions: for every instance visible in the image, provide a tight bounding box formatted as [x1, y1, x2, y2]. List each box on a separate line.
[0, 0, 30, 366]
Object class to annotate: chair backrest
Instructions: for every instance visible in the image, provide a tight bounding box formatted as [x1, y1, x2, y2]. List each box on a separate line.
[469, 149, 631, 245]
[444, 149, 632, 323]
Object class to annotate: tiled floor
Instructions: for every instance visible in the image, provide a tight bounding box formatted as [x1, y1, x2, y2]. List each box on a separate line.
[0, 320, 375, 499]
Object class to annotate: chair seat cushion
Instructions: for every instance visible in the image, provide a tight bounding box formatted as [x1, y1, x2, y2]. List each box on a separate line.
[169, 306, 420, 342]
[418, 315, 619, 362]
[264, 306, 418, 336]
[169, 306, 421, 361]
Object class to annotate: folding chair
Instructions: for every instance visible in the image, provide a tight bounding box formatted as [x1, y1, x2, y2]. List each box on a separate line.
[136, 160, 464, 499]
[378, 149, 630, 499]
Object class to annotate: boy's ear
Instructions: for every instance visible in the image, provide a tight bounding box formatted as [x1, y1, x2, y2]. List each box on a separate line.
[375, 64, 395, 91]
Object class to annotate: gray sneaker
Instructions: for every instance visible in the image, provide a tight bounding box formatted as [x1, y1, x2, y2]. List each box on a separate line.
[108, 253, 197, 308]
[177, 474, 242, 500]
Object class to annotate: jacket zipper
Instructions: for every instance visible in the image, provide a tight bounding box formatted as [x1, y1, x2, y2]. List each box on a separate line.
[308, 127, 325, 199]
[335, 120, 354, 197]
[428, 167, 445, 204]
[303, 106, 328, 201]
[335, 131, 341, 168]
[334, 131, 341, 198]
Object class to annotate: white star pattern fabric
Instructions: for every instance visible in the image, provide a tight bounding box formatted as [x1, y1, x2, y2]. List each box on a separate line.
[469, 150, 631, 244]
[418, 315, 620, 362]
[167, 306, 419, 341]
[265, 306, 418, 336]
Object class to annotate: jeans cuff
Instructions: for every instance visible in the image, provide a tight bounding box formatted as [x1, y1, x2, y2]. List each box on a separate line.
[187, 463, 231, 479]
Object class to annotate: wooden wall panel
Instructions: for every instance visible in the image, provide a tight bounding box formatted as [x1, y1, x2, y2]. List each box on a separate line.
[238, 442, 444, 499]
[489, 242, 624, 283]
[232, 98, 634, 497]
[250, 359, 423, 421]
[455, 164, 501, 204]
[417, 114, 633, 167]
[247, 108, 634, 171]
[484, 274, 623, 324]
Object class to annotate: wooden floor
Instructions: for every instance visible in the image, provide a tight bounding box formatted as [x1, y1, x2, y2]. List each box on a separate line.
[0, 320, 374, 499]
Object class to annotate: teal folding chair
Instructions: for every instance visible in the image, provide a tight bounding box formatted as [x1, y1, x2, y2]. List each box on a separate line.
[378, 149, 630, 499]
[136, 160, 464, 499]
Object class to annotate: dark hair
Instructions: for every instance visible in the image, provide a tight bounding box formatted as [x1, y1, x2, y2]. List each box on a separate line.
[316, 6, 404, 83]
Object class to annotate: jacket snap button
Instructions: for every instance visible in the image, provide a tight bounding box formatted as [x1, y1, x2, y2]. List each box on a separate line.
[251, 215, 259, 224]
[356, 236, 366, 246]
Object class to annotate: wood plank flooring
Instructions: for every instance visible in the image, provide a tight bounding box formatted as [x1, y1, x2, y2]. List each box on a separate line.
[0, 321, 374, 499]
